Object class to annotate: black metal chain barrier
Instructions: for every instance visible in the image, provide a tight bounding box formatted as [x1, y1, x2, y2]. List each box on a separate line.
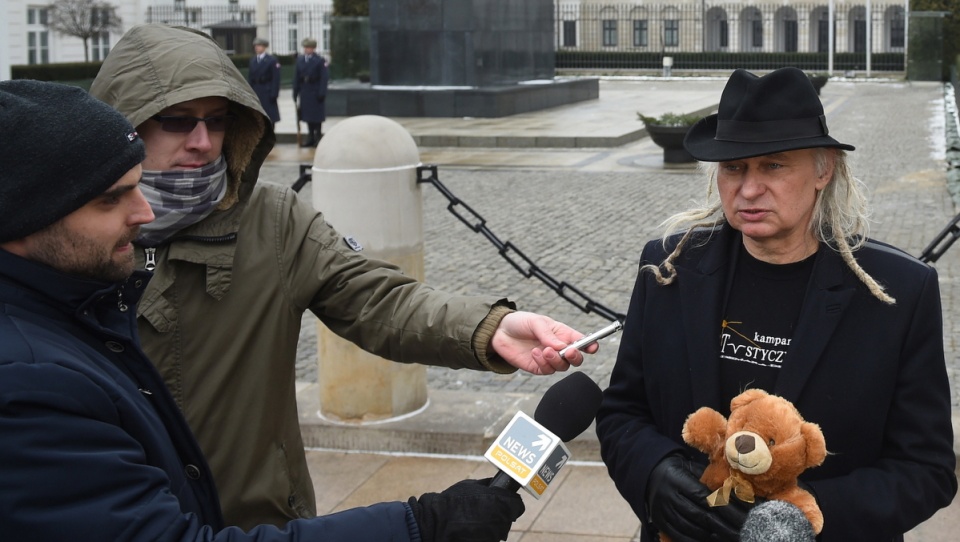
[920, 79, 960, 265]
[290, 163, 625, 322]
[291, 164, 313, 193]
[416, 164, 626, 323]
[919, 213, 960, 264]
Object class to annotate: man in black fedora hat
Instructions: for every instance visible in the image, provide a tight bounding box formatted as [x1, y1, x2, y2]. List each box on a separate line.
[597, 67, 956, 541]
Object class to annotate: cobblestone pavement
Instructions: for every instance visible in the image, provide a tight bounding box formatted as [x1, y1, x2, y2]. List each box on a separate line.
[260, 79, 959, 409]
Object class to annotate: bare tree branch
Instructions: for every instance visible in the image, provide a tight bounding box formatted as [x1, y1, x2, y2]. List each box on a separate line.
[46, 0, 123, 62]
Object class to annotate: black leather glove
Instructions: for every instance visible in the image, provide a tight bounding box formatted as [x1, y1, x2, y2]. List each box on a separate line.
[646, 454, 755, 542]
[408, 477, 525, 542]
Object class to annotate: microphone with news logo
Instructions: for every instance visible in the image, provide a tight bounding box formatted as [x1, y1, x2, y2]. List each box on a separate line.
[484, 371, 603, 497]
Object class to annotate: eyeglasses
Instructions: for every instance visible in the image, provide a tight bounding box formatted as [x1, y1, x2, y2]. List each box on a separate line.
[150, 113, 235, 133]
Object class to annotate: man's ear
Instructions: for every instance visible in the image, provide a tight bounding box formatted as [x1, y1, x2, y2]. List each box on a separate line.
[816, 149, 836, 190]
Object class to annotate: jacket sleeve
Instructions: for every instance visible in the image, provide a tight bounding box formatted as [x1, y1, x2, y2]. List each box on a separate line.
[319, 60, 329, 99]
[807, 265, 957, 539]
[292, 58, 301, 99]
[271, 58, 281, 99]
[268, 184, 515, 373]
[594, 241, 688, 527]
[0, 360, 418, 542]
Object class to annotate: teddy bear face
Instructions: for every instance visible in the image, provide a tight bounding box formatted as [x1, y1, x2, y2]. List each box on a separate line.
[724, 430, 773, 475]
[724, 392, 826, 490]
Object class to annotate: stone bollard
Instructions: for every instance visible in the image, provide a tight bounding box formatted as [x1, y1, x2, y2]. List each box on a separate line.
[311, 115, 427, 423]
[662, 56, 673, 78]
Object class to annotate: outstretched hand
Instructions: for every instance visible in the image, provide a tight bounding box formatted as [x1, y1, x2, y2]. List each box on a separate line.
[491, 311, 598, 375]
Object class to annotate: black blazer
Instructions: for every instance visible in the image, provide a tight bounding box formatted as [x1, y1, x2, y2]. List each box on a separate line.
[597, 224, 956, 541]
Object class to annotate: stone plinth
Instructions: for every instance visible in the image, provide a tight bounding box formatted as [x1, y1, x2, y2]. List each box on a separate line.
[326, 78, 599, 118]
[370, 0, 554, 87]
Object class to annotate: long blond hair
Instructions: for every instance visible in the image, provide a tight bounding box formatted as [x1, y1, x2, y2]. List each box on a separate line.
[641, 148, 895, 304]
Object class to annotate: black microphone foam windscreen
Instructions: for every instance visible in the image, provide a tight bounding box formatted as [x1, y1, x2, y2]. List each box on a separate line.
[533, 371, 603, 442]
[740, 500, 815, 542]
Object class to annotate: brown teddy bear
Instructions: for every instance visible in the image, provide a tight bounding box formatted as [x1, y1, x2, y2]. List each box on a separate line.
[676, 388, 827, 538]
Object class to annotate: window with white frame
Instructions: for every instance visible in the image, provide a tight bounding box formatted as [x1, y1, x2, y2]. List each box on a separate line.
[563, 20, 577, 47]
[288, 12, 300, 51]
[633, 19, 648, 47]
[602, 19, 618, 47]
[664, 19, 679, 47]
[91, 32, 110, 61]
[887, 6, 905, 50]
[90, 7, 112, 61]
[27, 6, 49, 64]
[90, 6, 110, 25]
[752, 20, 763, 48]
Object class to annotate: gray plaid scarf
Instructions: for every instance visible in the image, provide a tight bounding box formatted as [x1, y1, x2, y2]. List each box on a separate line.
[137, 156, 228, 247]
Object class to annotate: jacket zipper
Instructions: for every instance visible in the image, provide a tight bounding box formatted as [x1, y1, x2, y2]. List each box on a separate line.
[144, 247, 157, 271]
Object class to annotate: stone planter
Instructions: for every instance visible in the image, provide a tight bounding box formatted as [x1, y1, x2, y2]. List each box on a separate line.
[645, 124, 696, 164]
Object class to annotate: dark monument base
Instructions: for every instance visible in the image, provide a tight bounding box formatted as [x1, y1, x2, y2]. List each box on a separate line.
[326, 78, 599, 118]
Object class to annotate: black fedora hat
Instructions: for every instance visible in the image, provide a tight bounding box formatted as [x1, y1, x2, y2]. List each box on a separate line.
[683, 67, 854, 162]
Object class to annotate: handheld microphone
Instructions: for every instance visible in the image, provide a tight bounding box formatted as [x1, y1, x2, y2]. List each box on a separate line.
[740, 500, 816, 542]
[484, 371, 603, 497]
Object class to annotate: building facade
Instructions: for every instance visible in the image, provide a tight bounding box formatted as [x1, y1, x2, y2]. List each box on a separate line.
[3, 1, 909, 74]
[556, 1, 907, 55]
[3, 0, 333, 67]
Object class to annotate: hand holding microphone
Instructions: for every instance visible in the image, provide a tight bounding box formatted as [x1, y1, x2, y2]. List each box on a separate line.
[407, 478, 524, 542]
[490, 313, 621, 375]
[406, 371, 603, 542]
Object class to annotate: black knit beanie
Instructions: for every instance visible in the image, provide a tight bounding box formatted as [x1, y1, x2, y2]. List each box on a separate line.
[0, 80, 145, 243]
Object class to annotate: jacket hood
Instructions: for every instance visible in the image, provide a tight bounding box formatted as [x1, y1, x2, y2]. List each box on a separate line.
[90, 24, 276, 208]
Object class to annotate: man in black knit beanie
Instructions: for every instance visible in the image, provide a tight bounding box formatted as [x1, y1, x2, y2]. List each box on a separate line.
[0, 80, 146, 245]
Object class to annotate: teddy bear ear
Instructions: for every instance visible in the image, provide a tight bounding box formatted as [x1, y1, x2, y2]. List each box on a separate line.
[682, 407, 728, 453]
[802, 421, 828, 467]
[730, 388, 770, 412]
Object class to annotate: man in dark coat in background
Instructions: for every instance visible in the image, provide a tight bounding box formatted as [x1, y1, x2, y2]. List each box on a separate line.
[248, 37, 281, 128]
[293, 37, 328, 147]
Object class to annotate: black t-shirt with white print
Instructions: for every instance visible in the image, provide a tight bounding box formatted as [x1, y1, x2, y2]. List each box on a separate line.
[719, 244, 816, 409]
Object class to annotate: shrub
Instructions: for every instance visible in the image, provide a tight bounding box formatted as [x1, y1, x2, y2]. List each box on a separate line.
[637, 112, 704, 127]
[333, 0, 369, 16]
